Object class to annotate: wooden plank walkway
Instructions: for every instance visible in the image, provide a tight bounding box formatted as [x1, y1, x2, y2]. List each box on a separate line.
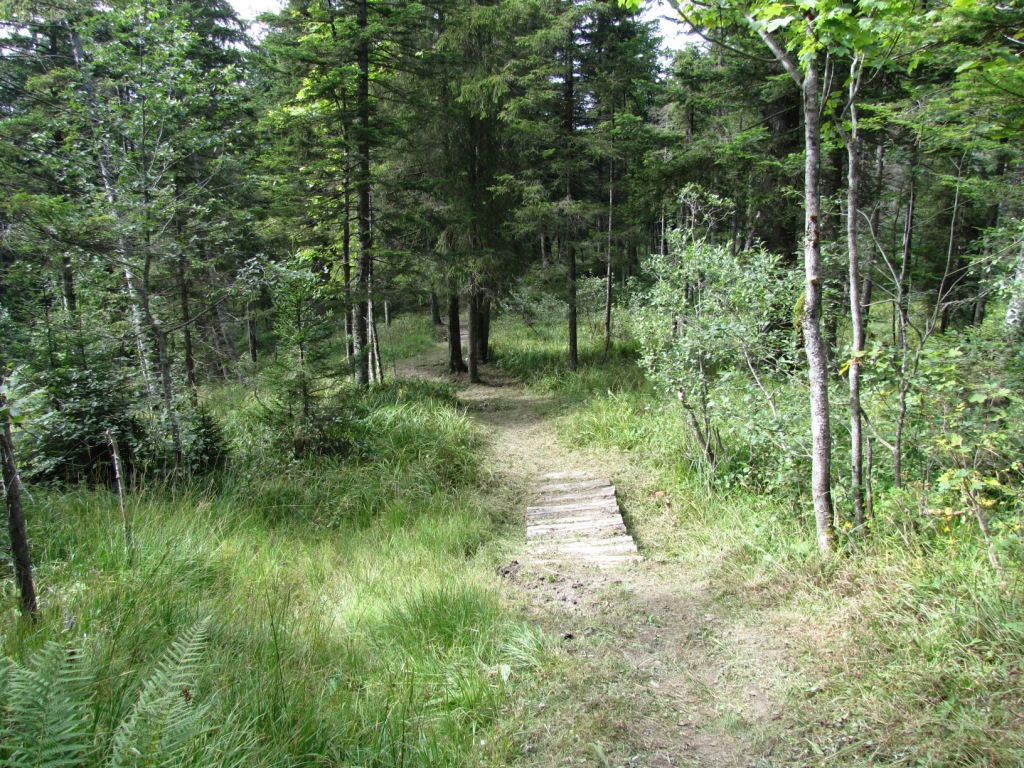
[525, 471, 641, 567]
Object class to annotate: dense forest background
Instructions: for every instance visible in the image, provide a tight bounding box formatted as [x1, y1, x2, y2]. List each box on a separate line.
[2, 0, 1024, 765]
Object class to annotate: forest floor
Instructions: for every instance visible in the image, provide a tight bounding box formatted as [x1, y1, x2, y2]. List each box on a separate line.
[397, 346, 808, 768]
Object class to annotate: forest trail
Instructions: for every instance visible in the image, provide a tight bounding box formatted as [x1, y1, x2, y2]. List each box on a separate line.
[397, 343, 796, 767]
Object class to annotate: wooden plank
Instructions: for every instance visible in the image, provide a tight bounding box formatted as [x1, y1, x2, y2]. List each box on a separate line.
[527, 518, 627, 537]
[529, 540, 639, 557]
[532, 478, 612, 495]
[541, 470, 600, 481]
[527, 508, 620, 525]
[524, 471, 640, 568]
[534, 485, 617, 504]
[531, 534, 638, 551]
[528, 552, 638, 565]
[527, 514, 627, 529]
[527, 510, 621, 525]
[526, 499, 618, 516]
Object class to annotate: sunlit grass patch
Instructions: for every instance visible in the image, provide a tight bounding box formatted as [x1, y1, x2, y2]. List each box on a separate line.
[1, 360, 544, 767]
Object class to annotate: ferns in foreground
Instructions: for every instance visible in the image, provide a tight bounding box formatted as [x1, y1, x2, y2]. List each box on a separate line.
[1, 618, 255, 768]
[1, 641, 93, 768]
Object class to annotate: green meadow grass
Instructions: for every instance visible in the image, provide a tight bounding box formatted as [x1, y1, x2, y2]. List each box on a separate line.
[1, 370, 547, 767]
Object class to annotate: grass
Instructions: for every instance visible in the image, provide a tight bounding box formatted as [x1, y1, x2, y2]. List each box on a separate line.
[490, 316, 644, 405]
[490, 309, 1024, 767]
[1, 320, 548, 767]
[378, 312, 443, 365]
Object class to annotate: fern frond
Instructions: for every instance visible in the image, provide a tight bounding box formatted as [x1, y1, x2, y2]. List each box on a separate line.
[110, 617, 214, 768]
[1, 642, 94, 768]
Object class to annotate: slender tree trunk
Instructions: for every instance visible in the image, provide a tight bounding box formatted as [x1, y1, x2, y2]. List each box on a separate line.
[975, 160, 1005, 326]
[447, 290, 467, 373]
[1004, 240, 1024, 338]
[125, 266, 156, 399]
[179, 253, 197, 404]
[938, 159, 965, 334]
[846, 59, 865, 531]
[861, 145, 884, 325]
[430, 291, 442, 326]
[567, 241, 578, 371]
[893, 172, 916, 489]
[343, 185, 355, 359]
[604, 156, 614, 360]
[865, 435, 874, 521]
[823, 148, 845, 368]
[247, 303, 258, 363]
[368, 297, 383, 383]
[467, 288, 481, 384]
[748, 22, 834, 551]
[661, 204, 668, 257]
[152, 328, 181, 469]
[130, 248, 184, 466]
[60, 255, 77, 313]
[801, 61, 835, 553]
[208, 265, 238, 365]
[352, 0, 372, 386]
[480, 297, 491, 363]
[106, 429, 132, 552]
[563, 30, 578, 372]
[1, 370, 37, 620]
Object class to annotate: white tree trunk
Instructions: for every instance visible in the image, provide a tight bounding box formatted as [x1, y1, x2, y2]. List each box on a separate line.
[802, 62, 836, 553]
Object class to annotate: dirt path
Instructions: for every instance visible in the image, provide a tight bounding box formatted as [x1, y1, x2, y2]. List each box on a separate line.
[399, 347, 798, 767]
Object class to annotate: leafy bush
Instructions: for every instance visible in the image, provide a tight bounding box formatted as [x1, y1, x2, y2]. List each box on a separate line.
[628, 215, 803, 486]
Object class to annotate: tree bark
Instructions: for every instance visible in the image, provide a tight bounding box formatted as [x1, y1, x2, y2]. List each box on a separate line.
[1004, 240, 1024, 338]
[208, 264, 238, 367]
[745, 21, 834, 551]
[893, 171, 916, 490]
[604, 156, 614, 360]
[1, 371, 37, 620]
[480, 296, 491, 363]
[846, 59, 865, 531]
[352, 0, 372, 386]
[130, 248, 184, 466]
[937, 159, 965, 334]
[563, 29, 578, 372]
[430, 291, 442, 326]
[801, 60, 835, 553]
[179, 252, 197, 404]
[467, 287, 482, 384]
[106, 429, 132, 552]
[343, 185, 355, 359]
[60, 255, 77, 313]
[567, 241, 578, 371]
[860, 145, 884, 325]
[368, 297, 384, 383]
[447, 291, 467, 373]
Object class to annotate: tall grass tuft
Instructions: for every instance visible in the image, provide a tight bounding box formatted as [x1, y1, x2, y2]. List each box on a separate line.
[2, 366, 545, 767]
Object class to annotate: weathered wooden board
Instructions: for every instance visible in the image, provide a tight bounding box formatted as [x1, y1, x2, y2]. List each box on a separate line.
[524, 473, 640, 567]
[533, 478, 613, 495]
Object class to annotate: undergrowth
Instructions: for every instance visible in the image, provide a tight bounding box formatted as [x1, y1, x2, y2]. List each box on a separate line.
[491, 312, 1024, 767]
[1, 337, 548, 767]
